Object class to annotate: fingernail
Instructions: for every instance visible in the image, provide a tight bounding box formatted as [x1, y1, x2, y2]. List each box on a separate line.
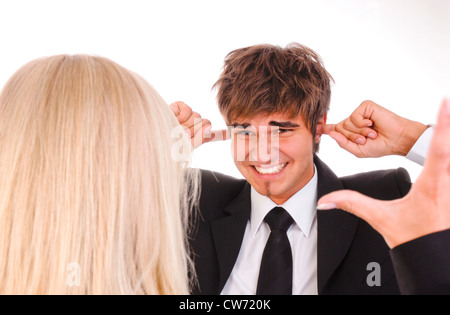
[356, 138, 365, 145]
[368, 132, 376, 139]
[317, 203, 337, 210]
[203, 126, 212, 138]
[170, 104, 180, 116]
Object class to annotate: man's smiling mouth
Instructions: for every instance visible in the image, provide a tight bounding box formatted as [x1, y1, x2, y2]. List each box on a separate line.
[253, 163, 287, 175]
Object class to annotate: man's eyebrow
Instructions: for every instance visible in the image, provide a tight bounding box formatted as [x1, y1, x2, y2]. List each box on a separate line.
[230, 122, 251, 128]
[269, 121, 300, 128]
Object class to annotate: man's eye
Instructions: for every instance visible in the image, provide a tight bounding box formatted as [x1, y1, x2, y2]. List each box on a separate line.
[236, 130, 255, 136]
[273, 128, 293, 134]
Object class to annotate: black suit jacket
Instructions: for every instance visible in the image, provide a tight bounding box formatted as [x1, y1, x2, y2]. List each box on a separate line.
[189, 155, 412, 295]
[390, 229, 450, 295]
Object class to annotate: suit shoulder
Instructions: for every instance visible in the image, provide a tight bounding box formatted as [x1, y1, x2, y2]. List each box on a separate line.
[198, 169, 247, 213]
[200, 169, 246, 190]
[340, 167, 412, 199]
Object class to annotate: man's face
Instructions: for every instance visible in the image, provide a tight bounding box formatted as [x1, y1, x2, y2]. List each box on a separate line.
[230, 112, 324, 205]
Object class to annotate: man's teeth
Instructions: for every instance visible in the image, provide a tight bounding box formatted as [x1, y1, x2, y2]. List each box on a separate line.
[254, 163, 287, 175]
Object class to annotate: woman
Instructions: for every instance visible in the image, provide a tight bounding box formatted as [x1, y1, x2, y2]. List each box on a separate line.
[0, 55, 197, 294]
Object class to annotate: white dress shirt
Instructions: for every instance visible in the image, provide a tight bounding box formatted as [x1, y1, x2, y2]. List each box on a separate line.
[406, 126, 433, 165]
[221, 126, 432, 295]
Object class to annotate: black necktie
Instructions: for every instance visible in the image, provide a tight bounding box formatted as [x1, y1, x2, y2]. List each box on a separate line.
[256, 207, 294, 295]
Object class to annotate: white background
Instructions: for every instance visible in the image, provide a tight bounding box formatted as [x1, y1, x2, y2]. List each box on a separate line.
[1, 0, 449, 181]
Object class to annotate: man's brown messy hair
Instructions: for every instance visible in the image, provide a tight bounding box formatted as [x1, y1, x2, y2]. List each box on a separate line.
[213, 43, 334, 153]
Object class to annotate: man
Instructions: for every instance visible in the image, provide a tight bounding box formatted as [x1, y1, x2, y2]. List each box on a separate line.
[172, 43, 430, 294]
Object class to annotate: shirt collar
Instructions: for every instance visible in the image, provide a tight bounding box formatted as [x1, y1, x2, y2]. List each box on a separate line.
[250, 165, 318, 238]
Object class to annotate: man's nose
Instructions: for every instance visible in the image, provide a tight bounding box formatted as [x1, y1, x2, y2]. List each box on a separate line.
[248, 129, 279, 163]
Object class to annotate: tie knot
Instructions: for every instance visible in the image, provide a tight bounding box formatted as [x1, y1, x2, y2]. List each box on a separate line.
[264, 207, 294, 232]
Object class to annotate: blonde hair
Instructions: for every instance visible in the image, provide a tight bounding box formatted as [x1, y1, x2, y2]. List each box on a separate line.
[0, 55, 197, 294]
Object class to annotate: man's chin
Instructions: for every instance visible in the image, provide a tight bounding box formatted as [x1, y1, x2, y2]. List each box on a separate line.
[250, 182, 285, 199]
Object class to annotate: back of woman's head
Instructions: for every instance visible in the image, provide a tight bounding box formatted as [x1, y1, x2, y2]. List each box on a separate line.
[0, 55, 194, 294]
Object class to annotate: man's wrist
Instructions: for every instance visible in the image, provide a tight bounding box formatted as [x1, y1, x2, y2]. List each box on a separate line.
[400, 121, 428, 156]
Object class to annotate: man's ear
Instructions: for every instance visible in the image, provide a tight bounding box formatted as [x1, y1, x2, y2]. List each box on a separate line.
[315, 113, 327, 143]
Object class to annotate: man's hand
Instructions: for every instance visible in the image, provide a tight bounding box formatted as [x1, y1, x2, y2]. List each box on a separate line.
[317, 97, 450, 248]
[170, 101, 230, 149]
[321, 100, 428, 158]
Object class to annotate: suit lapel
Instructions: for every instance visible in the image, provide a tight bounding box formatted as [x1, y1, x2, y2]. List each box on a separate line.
[211, 183, 251, 292]
[314, 155, 360, 294]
